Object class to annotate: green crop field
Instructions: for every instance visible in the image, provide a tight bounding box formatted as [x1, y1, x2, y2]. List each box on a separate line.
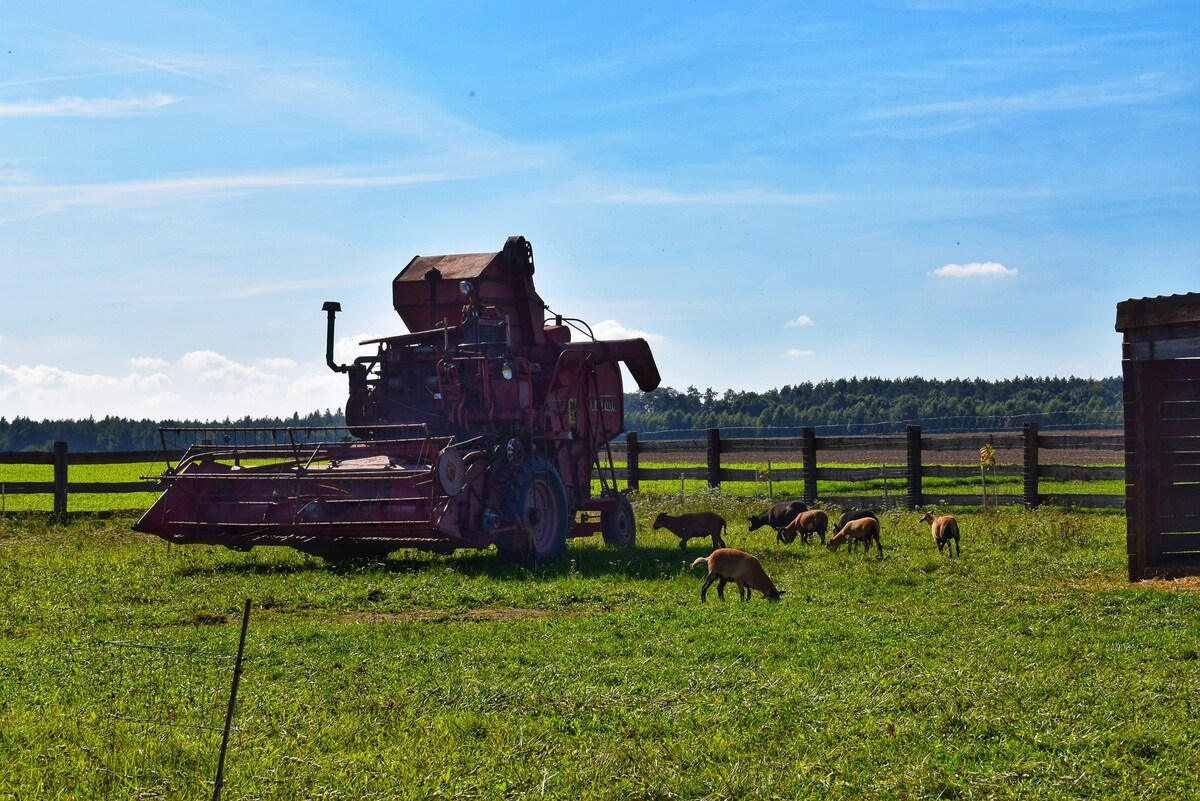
[2, 496, 1197, 800]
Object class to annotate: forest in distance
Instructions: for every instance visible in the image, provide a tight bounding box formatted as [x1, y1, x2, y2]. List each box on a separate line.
[0, 375, 1123, 453]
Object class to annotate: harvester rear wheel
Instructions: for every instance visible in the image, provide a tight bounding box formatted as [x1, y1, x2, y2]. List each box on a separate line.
[502, 456, 568, 562]
[601, 494, 636, 548]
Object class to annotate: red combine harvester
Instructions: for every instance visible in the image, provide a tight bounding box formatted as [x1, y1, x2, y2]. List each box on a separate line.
[133, 236, 660, 561]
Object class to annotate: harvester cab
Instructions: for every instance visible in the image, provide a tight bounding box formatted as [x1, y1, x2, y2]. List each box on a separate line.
[134, 236, 660, 562]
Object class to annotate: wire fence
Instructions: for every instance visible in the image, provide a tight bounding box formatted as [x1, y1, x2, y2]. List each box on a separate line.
[70, 600, 250, 800]
[627, 409, 1123, 440]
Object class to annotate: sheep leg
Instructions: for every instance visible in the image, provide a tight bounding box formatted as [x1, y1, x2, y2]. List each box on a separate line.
[716, 577, 729, 601]
[712, 532, 726, 550]
[679, 536, 689, 550]
[700, 573, 718, 603]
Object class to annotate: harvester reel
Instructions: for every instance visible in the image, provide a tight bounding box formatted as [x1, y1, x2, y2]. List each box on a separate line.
[501, 455, 568, 561]
[436, 449, 465, 496]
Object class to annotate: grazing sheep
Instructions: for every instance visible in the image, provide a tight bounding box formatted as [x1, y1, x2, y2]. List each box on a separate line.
[831, 508, 878, 537]
[748, 500, 808, 543]
[690, 548, 784, 602]
[920, 510, 961, 556]
[827, 516, 883, 558]
[653, 511, 727, 551]
[778, 509, 829, 545]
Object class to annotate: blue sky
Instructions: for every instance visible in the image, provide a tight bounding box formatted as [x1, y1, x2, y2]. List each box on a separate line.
[1, 1, 1197, 421]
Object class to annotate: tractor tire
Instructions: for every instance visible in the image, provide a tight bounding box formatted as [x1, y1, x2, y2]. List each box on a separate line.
[601, 494, 636, 548]
[501, 455, 568, 562]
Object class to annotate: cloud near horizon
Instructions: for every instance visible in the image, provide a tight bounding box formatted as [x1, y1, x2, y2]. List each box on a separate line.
[786, 348, 816, 358]
[1, 351, 346, 421]
[590, 320, 664, 343]
[930, 262, 1019, 278]
[785, 315, 815, 328]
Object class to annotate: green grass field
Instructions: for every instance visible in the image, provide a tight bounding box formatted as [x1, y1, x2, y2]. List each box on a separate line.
[2, 496, 1197, 800]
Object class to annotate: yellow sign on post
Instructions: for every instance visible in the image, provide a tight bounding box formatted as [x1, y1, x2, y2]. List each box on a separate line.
[979, 443, 996, 506]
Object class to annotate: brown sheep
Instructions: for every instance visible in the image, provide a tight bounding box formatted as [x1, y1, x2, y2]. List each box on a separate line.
[920, 510, 961, 556]
[748, 500, 808, 543]
[690, 548, 783, 602]
[653, 511, 727, 550]
[827, 516, 883, 558]
[831, 508, 878, 536]
[778, 509, 829, 545]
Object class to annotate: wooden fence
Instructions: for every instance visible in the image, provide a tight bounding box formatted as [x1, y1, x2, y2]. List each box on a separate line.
[0, 445, 183, 519]
[0, 424, 1124, 517]
[620, 423, 1124, 511]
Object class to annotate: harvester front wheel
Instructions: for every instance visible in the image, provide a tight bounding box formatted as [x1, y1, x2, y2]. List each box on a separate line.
[502, 456, 568, 562]
[601, 494, 636, 548]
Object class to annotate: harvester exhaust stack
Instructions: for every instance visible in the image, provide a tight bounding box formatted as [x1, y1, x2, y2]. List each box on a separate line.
[134, 237, 659, 562]
[321, 301, 346, 373]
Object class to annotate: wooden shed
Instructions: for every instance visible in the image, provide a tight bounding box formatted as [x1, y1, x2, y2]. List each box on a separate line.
[1116, 292, 1200, 581]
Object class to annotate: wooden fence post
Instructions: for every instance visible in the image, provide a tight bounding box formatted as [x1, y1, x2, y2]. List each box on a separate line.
[626, 432, 640, 492]
[802, 427, 817, 504]
[706, 428, 721, 490]
[906, 425, 922, 509]
[53, 441, 68, 522]
[1023, 422, 1040, 508]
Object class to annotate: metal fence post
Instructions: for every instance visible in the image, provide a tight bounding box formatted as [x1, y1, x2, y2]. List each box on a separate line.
[213, 598, 252, 801]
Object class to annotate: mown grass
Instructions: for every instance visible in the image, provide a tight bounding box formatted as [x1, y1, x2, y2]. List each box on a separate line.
[2, 496, 1197, 800]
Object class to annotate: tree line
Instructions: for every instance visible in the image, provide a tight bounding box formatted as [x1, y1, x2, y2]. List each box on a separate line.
[0, 376, 1122, 452]
[0, 410, 345, 453]
[624, 375, 1123, 436]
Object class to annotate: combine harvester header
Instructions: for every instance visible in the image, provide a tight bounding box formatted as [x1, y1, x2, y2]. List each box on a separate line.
[135, 236, 660, 561]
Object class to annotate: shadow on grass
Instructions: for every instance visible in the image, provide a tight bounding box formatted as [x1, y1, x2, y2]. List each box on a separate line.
[171, 540, 733, 581]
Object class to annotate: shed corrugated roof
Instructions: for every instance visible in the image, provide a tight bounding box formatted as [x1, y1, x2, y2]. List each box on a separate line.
[1115, 292, 1200, 331]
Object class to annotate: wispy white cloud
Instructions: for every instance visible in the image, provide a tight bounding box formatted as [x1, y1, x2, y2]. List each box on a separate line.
[0, 163, 513, 222]
[785, 315, 815, 328]
[0, 93, 180, 117]
[569, 187, 834, 206]
[930, 262, 1019, 278]
[591, 319, 664, 343]
[874, 74, 1172, 120]
[786, 348, 816, 358]
[125, 279, 341, 305]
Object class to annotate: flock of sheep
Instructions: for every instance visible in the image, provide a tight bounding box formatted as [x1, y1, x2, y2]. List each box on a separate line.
[651, 502, 961, 603]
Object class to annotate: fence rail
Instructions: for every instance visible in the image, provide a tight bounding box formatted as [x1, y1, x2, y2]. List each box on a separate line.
[0, 424, 1124, 516]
